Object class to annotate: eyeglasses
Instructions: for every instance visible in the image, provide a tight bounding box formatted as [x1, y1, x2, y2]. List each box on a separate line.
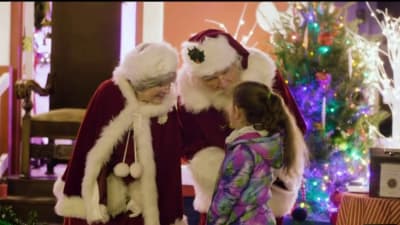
[200, 67, 231, 82]
[132, 72, 177, 91]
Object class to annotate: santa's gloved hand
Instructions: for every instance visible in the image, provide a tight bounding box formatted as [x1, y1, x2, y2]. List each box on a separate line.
[272, 167, 303, 191]
[127, 199, 142, 218]
[269, 168, 304, 217]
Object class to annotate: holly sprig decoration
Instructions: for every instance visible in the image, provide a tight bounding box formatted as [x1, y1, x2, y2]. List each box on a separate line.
[188, 47, 205, 64]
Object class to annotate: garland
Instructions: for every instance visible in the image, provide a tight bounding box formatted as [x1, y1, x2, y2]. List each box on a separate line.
[0, 205, 42, 225]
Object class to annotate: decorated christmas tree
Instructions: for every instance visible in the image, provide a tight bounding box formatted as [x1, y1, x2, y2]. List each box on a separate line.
[260, 2, 388, 220]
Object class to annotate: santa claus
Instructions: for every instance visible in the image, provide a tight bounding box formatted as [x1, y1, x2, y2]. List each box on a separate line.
[53, 42, 187, 225]
[177, 29, 309, 225]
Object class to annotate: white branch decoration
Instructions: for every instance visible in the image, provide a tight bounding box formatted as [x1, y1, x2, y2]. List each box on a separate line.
[204, 3, 255, 47]
[234, 3, 248, 39]
[204, 19, 228, 32]
[363, 1, 400, 149]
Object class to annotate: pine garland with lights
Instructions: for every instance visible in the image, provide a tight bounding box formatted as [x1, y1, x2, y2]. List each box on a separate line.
[0, 205, 42, 225]
[269, 2, 387, 220]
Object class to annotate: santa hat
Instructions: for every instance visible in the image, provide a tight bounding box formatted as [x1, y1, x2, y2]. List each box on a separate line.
[113, 42, 178, 88]
[181, 29, 249, 77]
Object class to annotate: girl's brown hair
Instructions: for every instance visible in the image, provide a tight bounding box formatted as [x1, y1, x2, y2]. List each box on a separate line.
[233, 81, 309, 175]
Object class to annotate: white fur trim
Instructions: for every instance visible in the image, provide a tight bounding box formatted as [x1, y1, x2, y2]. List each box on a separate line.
[241, 48, 276, 87]
[53, 177, 87, 219]
[53, 176, 65, 200]
[55, 194, 87, 219]
[54, 176, 128, 220]
[127, 181, 142, 217]
[188, 147, 225, 213]
[107, 174, 128, 217]
[181, 35, 237, 77]
[177, 48, 276, 113]
[134, 116, 160, 225]
[113, 42, 178, 85]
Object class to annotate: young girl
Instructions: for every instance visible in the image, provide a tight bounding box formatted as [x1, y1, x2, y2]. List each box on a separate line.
[206, 81, 309, 225]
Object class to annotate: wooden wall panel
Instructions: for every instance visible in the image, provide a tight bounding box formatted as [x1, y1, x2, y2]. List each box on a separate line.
[8, 2, 23, 175]
[50, 2, 121, 109]
[0, 66, 10, 156]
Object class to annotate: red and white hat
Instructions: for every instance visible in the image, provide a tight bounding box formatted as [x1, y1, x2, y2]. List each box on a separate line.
[181, 29, 250, 77]
[113, 42, 178, 86]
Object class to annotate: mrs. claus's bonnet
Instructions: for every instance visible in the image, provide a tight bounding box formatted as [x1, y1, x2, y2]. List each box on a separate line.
[114, 42, 179, 90]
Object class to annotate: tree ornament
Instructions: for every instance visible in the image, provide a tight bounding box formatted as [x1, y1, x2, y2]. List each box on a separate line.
[291, 207, 308, 222]
[315, 71, 331, 90]
[329, 190, 343, 207]
[318, 31, 334, 46]
[291, 179, 308, 222]
[289, 31, 301, 45]
[314, 122, 323, 130]
[302, 25, 309, 49]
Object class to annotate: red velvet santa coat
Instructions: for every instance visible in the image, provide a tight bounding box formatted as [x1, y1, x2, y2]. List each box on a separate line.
[177, 47, 307, 218]
[53, 75, 187, 225]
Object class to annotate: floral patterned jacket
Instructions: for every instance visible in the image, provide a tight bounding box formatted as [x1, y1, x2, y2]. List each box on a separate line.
[207, 126, 283, 225]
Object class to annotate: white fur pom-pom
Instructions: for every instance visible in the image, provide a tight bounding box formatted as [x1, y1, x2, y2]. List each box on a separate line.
[113, 162, 130, 177]
[130, 162, 143, 178]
